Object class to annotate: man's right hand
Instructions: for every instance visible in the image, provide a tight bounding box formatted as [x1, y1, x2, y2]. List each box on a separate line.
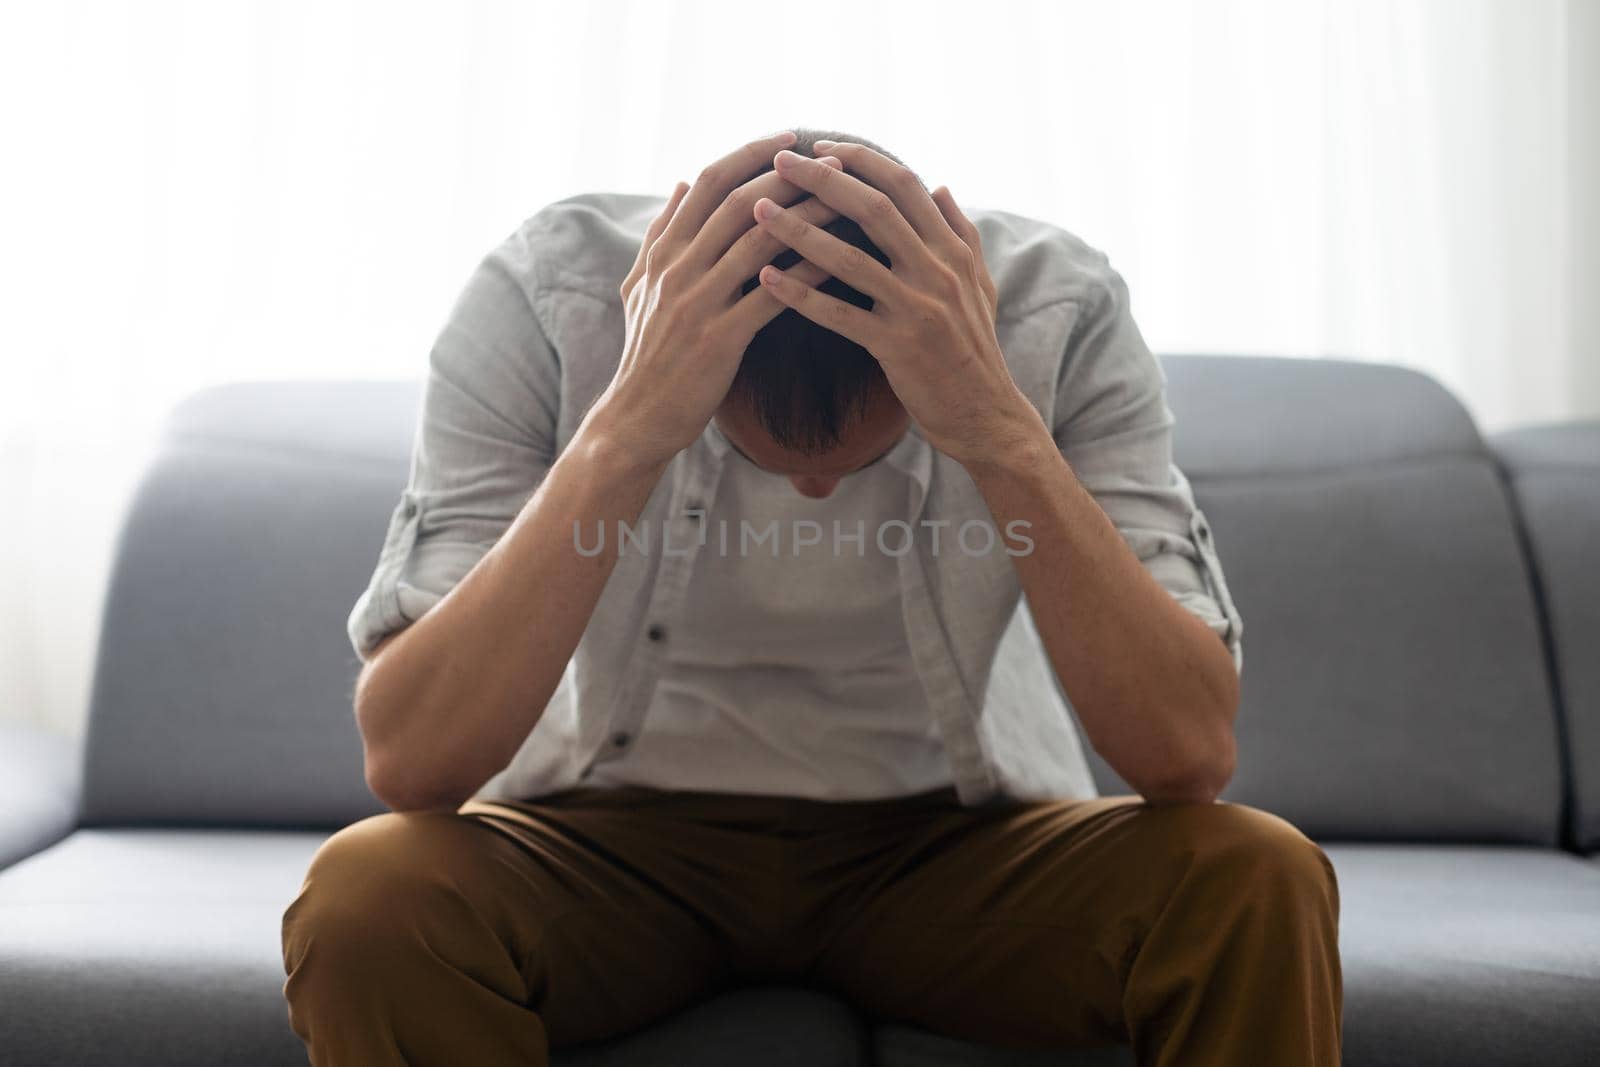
[593, 130, 844, 465]
[354, 132, 843, 811]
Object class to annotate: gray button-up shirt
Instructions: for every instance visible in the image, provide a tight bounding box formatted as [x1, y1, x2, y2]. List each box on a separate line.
[346, 192, 1245, 808]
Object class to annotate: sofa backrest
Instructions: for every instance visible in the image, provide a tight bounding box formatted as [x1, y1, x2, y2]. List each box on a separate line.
[1491, 422, 1600, 851]
[79, 381, 417, 828]
[80, 359, 1567, 842]
[1083, 355, 1563, 844]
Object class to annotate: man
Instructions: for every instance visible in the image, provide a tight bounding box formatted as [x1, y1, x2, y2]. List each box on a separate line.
[281, 127, 1342, 1066]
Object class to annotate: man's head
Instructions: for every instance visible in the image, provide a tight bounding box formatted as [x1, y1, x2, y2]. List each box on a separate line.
[716, 128, 925, 499]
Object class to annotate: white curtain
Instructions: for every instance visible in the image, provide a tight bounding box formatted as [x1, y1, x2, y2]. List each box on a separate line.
[3, 0, 1597, 736]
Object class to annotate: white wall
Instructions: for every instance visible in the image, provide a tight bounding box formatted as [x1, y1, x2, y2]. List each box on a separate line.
[3, 0, 1597, 738]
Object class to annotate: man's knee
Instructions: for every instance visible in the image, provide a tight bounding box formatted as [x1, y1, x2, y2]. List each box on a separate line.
[1144, 801, 1339, 918]
[281, 809, 483, 980]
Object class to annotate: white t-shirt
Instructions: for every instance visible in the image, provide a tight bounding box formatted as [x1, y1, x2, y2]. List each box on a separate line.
[587, 438, 955, 799]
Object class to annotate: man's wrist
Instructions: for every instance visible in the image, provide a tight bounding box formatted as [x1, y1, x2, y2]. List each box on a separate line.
[573, 392, 678, 484]
[958, 397, 1061, 486]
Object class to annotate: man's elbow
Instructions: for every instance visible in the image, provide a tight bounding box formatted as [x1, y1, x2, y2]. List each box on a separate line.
[363, 750, 473, 813]
[1138, 730, 1237, 806]
[1145, 643, 1241, 804]
[353, 650, 473, 813]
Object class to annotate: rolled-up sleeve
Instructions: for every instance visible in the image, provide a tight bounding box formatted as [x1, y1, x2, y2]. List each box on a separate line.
[1051, 259, 1245, 675]
[346, 243, 560, 663]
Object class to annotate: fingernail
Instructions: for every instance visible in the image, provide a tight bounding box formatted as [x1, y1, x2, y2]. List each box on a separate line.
[813, 139, 836, 151]
[776, 130, 797, 145]
[819, 155, 842, 170]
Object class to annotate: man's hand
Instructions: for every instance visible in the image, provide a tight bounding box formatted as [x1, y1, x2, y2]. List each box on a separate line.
[749, 142, 1042, 470]
[754, 142, 1241, 802]
[593, 130, 845, 466]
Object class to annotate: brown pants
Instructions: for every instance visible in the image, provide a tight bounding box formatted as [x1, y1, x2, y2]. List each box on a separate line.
[280, 784, 1341, 1066]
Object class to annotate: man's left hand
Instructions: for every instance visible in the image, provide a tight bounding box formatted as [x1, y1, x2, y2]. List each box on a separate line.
[752, 144, 1049, 470]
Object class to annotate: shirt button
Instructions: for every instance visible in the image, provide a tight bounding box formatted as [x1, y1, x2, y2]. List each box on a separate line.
[611, 731, 632, 748]
[646, 623, 667, 642]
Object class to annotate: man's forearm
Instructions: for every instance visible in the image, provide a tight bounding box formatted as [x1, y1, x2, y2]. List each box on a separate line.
[355, 395, 670, 811]
[740, 142, 1237, 803]
[965, 420, 1240, 805]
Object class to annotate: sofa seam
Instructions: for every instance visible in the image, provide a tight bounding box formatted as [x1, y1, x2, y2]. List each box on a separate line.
[1185, 447, 1500, 486]
[1490, 455, 1579, 853]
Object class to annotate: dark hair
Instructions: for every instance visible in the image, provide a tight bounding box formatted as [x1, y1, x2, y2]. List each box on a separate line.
[729, 127, 925, 455]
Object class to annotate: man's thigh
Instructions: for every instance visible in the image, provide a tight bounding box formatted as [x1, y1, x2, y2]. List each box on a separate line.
[805, 794, 1334, 1049]
[457, 788, 745, 1044]
[283, 786, 737, 1049]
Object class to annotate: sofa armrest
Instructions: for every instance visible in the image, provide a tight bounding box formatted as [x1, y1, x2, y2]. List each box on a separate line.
[0, 720, 80, 870]
[1491, 420, 1600, 851]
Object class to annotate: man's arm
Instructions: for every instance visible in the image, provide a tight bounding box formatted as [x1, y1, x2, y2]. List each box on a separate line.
[355, 416, 669, 811]
[1004, 258, 1242, 804]
[746, 142, 1240, 805]
[964, 439, 1240, 804]
[355, 131, 843, 811]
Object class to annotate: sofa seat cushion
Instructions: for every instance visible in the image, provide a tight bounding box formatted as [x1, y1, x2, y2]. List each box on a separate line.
[555, 985, 864, 1066]
[873, 845, 1600, 1067]
[0, 828, 867, 1067]
[1327, 844, 1600, 1066]
[873, 1025, 1133, 1066]
[0, 829, 324, 1066]
[6, 831, 1597, 1066]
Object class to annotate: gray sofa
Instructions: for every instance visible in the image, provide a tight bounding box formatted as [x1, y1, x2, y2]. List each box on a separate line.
[2, 355, 1598, 1066]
